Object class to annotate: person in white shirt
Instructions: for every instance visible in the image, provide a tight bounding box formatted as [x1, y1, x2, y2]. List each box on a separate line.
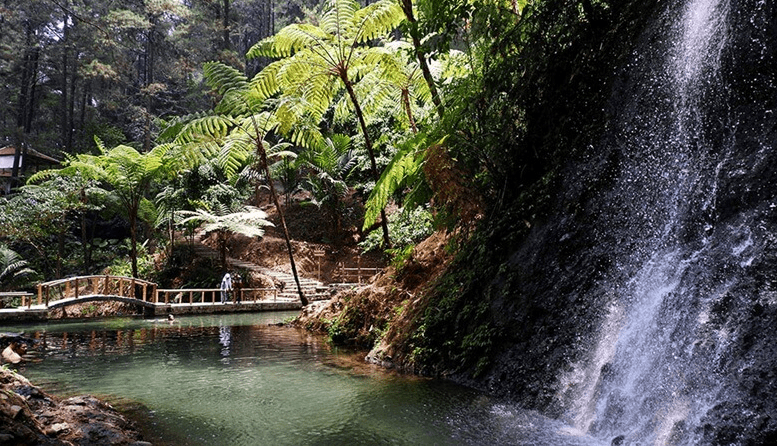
[220, 272, 232, 304]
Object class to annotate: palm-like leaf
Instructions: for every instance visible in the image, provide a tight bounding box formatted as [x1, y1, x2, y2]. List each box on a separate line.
[178, 206, 273, 239]
[0, 244, 36, 291]
[178, 206, 274, 271]
[301, 135, 357, 236]
[363, 132, 430, 229]
[246, 0, 404, 125]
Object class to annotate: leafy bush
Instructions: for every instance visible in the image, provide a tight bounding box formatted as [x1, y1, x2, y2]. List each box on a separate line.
[105, 241, 155, 280]
[360, 206, 433, 253]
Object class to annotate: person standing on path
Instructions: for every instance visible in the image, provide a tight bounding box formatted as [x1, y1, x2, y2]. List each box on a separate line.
[233, 274, 242, 304]
[220, 272, 232, 304]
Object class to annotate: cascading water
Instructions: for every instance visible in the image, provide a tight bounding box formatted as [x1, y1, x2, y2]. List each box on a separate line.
[560, 0, 777, 444]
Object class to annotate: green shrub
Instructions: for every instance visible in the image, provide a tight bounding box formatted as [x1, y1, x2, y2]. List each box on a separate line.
[360, 206, 433, 253]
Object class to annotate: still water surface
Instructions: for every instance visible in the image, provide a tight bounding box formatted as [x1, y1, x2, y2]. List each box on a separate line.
[4, 312, 601, 445]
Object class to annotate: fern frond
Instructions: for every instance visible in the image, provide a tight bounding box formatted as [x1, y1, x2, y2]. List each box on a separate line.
[321, 0, 359, 39]
[334, 72, 397, 125]
[26, 168, 65, 184]
[177, 206, 273, 239]
[249, 59, 285, 101]
[215, 87, 262, 116]
[174, 115, 235, 144]
[218, 140, 250, 180]
[203, 62, 248, 95]
[352, 0, 404, 44]
[248, 24, 331, 59]
[362, 134, 428, 230]
[93, 135, 108, 154]
[437, 49, 470, 83]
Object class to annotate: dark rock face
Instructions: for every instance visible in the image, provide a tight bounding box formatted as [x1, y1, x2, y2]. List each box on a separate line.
[415, 0, 777, 445]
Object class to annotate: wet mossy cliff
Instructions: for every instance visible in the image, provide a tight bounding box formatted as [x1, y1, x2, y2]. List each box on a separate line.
[371, 0, 777, 444]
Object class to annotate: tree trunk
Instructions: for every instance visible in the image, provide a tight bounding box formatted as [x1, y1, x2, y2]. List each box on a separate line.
[129, 202, 139, 279]
[143, 24, 155, 153]
[16, 22, 39, 167]
[67, 68, 77, 152]
[78, 81, 90, 150]
[253, 130, 308, 306]
[218, 230, 228, 272]
[223, 0, 231, 51]
[24, 49, 39, 133]
[167, 209, 175, 260]
[57, 226, 65, 279]
[81, 212, 89, 272]
[80, 188, 89, 272]
[400, 0, 444, 118]
[402, 89, 417, 134]
[11, 131, 22, 186]
[61, 4, 70, 152]
[343, 77, 391, 247]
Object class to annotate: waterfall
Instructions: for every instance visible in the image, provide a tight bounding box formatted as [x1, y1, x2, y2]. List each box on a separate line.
[561, 0, 777, 444]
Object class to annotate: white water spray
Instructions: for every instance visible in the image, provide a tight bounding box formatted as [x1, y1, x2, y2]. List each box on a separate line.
[563, 0, 740, 444]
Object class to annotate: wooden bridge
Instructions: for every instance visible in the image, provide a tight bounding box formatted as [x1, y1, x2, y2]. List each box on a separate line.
[25, 275, 283, 309]
[0, 275, 301, 322]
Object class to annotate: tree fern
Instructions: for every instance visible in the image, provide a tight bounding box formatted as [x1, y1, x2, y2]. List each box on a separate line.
[196, 63, 321, 305]
[244, 0, 404, 248]
[299, 135, 357, 237]
[178, 206, 273, 271]
[29, 138, 168, 278]
[362, 133, 428, 231]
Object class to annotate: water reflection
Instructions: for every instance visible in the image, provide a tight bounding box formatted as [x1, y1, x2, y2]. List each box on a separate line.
[219, 324, 231, 358]
[3, 313, 603, 446]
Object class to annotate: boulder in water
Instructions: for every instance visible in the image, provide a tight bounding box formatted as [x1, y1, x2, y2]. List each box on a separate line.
[1, 344, 23, 364]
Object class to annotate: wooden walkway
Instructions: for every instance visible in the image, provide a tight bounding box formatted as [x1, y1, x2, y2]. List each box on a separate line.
[0, 234, 384, 323]
[0, 275, 301, 323]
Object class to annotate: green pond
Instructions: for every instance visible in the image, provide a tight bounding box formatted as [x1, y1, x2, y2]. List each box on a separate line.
[3, 312, 601, 445]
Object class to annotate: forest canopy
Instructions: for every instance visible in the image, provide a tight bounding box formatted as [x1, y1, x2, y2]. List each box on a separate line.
[0, 0, 620, 288]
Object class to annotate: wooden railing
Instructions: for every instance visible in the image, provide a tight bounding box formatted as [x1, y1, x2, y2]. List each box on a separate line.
[0, 291, 33, 309]
[24, 275, 280, 309]
[336, 262, 383, 284]
[33, 275, 157, 308]
[155, 287, 278, 304]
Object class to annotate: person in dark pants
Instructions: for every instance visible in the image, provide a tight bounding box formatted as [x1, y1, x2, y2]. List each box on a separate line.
[233, 274, 242, 304]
